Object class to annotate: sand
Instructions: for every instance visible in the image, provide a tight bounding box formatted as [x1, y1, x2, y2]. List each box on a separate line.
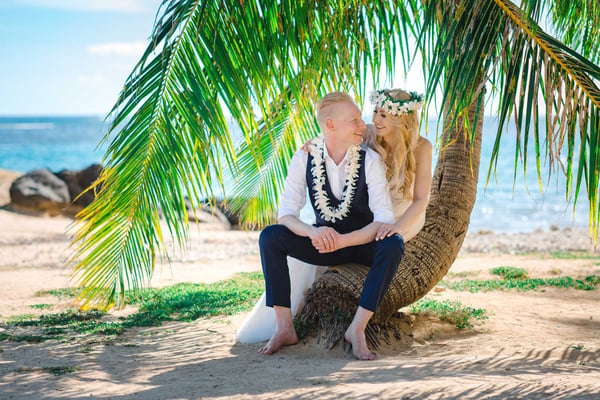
[0, 169, 599, 399]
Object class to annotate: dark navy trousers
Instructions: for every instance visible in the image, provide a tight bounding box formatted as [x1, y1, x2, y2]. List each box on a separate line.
[259, 224, 404, 312]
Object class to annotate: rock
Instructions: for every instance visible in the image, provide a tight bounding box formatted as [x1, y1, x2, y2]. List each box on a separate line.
[9, 169, 70, 215]
[209, 198, 273, 230]
[157, 197, 270, 230]
[7, 164, 103, 216]
[189, 199, 231, 227]
[213, 199, 241, 227]
[156, 199, 232, 229]
[190, 208, 232, 226]
[55, 164, 102, 210]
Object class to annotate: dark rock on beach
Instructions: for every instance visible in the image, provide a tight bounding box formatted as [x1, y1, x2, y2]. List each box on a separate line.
[55, 163, 102, 209]
[203, 198, 272, 230]
[159, 198, 266, 230]
[186, 199, 231, 227]
[8, 164, 103, 216]
[212, 199, 241, 227]
[156, 199, 232, 228]
[5, 165, 268, 229]
[8, 169, 71, 215]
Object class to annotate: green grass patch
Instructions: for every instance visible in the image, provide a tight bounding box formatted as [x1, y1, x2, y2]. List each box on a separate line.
[30, 303, 53, 310]
[9, 310, 104, 327]
[42, 366, 77, 375]
[123, 271, 264, 327]
[5, 310, 123, 338]
[447, 271, 480, 278]
[1, 272, 264, 343]
[491, 266, 528, 280]
[410, 298, 488, 329]
[547, 251, 600, 260]
[0, 332, 47, 343]
[440, 275, 600, 293]
[7, 314, 38, 324]
[35, 287, 81, 299]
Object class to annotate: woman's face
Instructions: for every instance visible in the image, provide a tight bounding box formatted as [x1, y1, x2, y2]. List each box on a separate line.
[372, 107, 394, 138]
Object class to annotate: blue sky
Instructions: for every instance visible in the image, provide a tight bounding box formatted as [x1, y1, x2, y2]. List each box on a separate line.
[0, 0, 431, 117]
[0, 0, 161, 116]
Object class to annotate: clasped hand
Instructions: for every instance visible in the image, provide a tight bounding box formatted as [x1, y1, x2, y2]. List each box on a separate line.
[376, 223, 400, 241]
[309, 226, 343, 253]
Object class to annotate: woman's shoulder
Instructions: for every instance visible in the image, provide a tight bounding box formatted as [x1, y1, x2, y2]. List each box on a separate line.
[416, 135, 432, 148]
[416, 136, 433, 154]
[414, 136, 433, 166]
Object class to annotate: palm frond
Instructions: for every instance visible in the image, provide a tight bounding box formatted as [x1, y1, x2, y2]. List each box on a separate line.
[420, 0, 600, 242]
[227, 1, 420, 228]
[227, 92, 307, 229]
[71, 0, 419, 308]
[520, 0, 600, 64]
[73, 0, 600, 309]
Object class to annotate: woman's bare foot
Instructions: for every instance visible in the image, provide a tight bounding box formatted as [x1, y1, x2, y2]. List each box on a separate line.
[344, 327, 376, 360]
[258, 327, 298, 355]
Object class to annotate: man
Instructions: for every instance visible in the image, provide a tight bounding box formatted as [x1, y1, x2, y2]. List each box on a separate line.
[259, 92, 404, 360]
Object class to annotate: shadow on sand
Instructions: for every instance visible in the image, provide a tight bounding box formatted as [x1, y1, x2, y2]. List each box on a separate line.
[1, 314, 598, 399]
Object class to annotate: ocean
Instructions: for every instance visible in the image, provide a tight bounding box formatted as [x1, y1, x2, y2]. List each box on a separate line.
[0, 115, 590, 233]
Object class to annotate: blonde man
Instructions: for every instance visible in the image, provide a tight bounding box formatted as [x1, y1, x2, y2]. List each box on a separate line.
[257, 92, 403, 360]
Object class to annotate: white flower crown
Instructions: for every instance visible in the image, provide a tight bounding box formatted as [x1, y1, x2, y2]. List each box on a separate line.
[369, 90, 425, 116]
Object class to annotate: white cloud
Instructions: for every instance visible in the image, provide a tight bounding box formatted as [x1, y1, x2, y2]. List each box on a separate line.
[88, 41, 147, 57]
[13, 0, 158, 13]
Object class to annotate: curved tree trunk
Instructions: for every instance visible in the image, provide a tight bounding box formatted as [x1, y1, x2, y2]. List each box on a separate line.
[297, 91, 485, 347]
[374, 95, 485, 323]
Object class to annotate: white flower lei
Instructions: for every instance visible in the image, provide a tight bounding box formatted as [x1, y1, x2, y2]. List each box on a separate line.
[369, 90, 425, 116]
[309, 136, 362, 223]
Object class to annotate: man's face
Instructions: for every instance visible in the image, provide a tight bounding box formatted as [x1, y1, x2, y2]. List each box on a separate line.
[329, 102, 366, 146]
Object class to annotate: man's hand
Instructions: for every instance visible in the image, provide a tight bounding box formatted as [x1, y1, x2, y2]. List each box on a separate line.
[308, 226, 342, 253]
[376, 223, 401, 241]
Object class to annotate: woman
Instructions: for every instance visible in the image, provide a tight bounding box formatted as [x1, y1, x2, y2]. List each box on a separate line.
[236, 88, 432, 344]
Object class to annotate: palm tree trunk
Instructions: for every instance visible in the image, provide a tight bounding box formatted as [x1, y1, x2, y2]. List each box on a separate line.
[297, 90, 485, 347]
[374, 95, 485, 323]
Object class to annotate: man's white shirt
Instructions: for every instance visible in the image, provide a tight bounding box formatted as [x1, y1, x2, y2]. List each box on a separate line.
[277, 144, 395, 224]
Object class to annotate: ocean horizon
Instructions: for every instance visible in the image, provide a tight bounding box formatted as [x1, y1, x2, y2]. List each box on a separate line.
[0, 115, 590, 233]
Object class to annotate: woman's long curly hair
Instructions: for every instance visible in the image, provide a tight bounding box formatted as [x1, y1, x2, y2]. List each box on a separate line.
[371, 89, 420, 199]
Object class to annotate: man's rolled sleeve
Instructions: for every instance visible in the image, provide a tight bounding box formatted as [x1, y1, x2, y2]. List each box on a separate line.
[365, 149, 395, 224]
[277, 149, 308, 220]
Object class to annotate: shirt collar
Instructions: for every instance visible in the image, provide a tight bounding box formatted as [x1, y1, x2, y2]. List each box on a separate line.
[323, 142, 350, 166]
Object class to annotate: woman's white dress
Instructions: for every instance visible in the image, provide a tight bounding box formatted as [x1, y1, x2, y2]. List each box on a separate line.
[235, 187, 425, 344]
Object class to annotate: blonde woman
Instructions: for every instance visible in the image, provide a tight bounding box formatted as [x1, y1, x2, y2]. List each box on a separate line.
[236, 88, 432, 356]
[368, 88, 432, 242]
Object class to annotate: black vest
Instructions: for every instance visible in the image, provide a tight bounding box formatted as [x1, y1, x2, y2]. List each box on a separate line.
[306, 147, 373, 234]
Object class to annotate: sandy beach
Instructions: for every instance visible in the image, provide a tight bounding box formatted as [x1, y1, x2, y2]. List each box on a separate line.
[1, 170, 599, 399]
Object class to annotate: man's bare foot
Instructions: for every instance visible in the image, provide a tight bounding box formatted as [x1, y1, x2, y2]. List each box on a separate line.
[344, 326, 375, 360]
[258, 327, 298, 355]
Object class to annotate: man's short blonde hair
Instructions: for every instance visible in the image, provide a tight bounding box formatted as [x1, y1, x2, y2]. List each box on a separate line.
[316, 92, 356, 128]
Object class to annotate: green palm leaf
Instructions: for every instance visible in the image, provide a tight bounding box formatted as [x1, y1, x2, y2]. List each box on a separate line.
[226, 3, 420, 228]
[72, 0, 600, 308]
[71, 0, 418, 308]
[419, 0, 600, 242]
[521, 0, 600, 63]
